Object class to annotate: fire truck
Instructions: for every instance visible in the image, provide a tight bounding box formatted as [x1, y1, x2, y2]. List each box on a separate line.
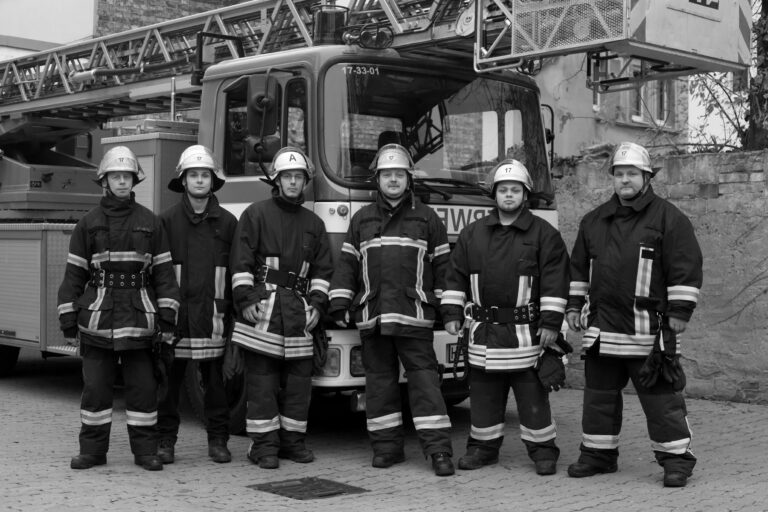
[0, 0, 749, 430]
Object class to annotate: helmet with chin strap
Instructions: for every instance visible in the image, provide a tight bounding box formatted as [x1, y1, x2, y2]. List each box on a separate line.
[169, 145, 225, 192]
[485, 159, 532, 197]
[94, 146, 145, 185]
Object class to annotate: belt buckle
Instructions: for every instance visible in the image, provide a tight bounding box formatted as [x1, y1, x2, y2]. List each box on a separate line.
[285, 271, 297, 290]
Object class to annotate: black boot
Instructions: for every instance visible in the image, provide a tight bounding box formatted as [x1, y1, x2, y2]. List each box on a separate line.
[134, 455, 163, 471]
[208, 438, 232, 463]
[70, 454, 106, 470]
[158, 438, 175, 464]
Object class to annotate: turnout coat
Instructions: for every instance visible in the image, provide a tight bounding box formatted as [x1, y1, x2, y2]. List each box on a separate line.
[566, 187, 703, 357]
[160, 194, 238, 360]
[329, 194, 451, 341]
[441, 207, 569, 371]
[230, 194, 333, 359]
[57, 193, 180, 350]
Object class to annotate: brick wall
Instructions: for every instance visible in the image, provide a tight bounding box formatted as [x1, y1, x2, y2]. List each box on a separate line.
[95, 0, 246, 36]
[556, 149, 768, 404]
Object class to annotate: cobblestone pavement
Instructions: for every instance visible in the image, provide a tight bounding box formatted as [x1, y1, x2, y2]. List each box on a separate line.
[1, 349, 767, 512]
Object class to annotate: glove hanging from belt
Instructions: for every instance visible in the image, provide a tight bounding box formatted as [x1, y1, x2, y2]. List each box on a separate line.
[152, 332, 175, 402]
[638, 314, 686, 391]
[535, 333, 574, 392]
[312, 326, 329, 376]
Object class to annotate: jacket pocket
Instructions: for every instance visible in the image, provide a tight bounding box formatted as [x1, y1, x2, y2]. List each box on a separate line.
[516, 259, 540, 277]
[405, 287, 438, 321]
[75, 293, 114, 330]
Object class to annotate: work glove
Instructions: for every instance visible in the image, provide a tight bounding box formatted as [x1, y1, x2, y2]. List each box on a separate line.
[152, 333, 175, 401]
[638, 316, 686, 391]
[638, 348, 663, 389]
[222, 342, 243, 381]
[536, 347, 567, 392]
[312, 327, 329, 375]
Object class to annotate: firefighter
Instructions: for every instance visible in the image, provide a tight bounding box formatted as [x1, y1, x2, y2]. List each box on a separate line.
[440, 159, 569, 475]
[565, 142, 703, 487]
[156, 145, 238, 464]
[228, 147, 333, 469]
[329, 143, 455, 476]
[58, 146, 180, 471]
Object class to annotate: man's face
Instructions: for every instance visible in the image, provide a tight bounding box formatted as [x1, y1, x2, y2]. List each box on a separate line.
[278, 170, 307, 200]
[494, 181, 526, 213]
[613, 165, 647, 200]
[105, 171, 133, 199]
[183, 168, 213, 198]
[378, 168, 408, 200]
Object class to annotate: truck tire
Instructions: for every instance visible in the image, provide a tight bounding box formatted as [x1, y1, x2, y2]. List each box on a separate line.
[0, 345, 20, 376]
[183, 361, 247, 435]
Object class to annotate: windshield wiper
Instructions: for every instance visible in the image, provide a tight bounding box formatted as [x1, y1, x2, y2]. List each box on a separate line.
[413, 179, 452, 200]
[413, 177, 487, 193]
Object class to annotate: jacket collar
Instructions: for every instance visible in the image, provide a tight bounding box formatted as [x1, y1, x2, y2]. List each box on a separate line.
[599, 185, 657, 218]
[100, 191, 135, 217]
[483, 206, 534, 231]
[376, 192, 415, 215]
[271, 187, 304, 212]
[181, 193, 222, 224]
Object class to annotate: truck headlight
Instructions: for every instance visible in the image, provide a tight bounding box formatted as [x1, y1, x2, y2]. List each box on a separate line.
[350, 345, 365, 377]
[315, 347, 341, 377]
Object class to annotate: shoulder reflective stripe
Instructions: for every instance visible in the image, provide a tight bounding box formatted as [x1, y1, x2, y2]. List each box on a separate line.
[126, 410, 157, 426]
[67, 253, 89, 269]
[247, 416, 280, 433]
[280, 415, 308, 433]
[539, 296, 567, 313]
[470, 423, 505, 441]
[582, 433, 619, 449]
[232, 272, 254, 288]
[413, 414, 451, 430]
[667, 285, 700, 303]
[569, 281, 589, 296]
[367, 412, 403, 431]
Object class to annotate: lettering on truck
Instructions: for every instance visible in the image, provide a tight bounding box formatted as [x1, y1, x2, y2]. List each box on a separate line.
[431, 205, 494, 236]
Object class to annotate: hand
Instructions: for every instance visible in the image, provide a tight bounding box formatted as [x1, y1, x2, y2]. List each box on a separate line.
[65, 336, 79, 348]
[537, 327, 559, 348]
[334, 310, 349, 328]
[223, 343, 243, 380]
[445, 320, 462, 336]
[242, 302, 261, 323]
[566, 311, 582, 332]
[160, 332, 174, 344]
[668, 317, 687, 334]
[306, 306, 320, 331]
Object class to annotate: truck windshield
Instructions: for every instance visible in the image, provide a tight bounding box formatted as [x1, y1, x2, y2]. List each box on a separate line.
[322, 63, 553, 200]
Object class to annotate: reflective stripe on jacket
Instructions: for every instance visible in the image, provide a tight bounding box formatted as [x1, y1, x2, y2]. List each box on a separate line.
[160, 194, 237, 360]
[329, 194, 450, 340]
[441, 208, 569, 371]
[566, 187, 703, 357]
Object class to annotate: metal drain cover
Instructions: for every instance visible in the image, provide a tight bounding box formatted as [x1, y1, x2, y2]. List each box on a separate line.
[249, 477, 368, 500]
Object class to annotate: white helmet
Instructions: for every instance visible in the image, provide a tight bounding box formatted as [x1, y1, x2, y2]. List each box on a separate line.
[485, 159, 533, 195]
[610, 142, 655, 175]
[169, 145, 225, 192]
[370, 143, 414, 173]
[95, 146, 145, 184]
[269, 147, 314, 182]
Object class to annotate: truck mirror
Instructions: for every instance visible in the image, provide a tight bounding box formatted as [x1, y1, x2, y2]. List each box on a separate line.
[247, 75, 279, 138]
[244, 134, 281, 164]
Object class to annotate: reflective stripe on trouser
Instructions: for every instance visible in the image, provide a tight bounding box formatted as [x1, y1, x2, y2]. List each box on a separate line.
[579, 353, 696, 474]
[362, 333, 452, 457]
[79, 344, 158, 456]
[243, 350, 312, 458]
[467, 368, 559, 462]
[157, 357, 230, 443]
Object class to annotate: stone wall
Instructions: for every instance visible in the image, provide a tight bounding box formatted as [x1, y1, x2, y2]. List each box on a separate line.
[556, 149, 768, 404]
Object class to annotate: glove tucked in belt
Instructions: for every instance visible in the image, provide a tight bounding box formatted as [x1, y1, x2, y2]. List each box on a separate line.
[256, 265, 309, 296]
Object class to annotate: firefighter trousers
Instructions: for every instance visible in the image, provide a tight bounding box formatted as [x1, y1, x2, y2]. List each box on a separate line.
[157, 357, 229, 444]
[78, 344, 158, 456]
[466, 368, 559, 462]
[361, 332, 453, 457]
[578, 352, 696, 475]
[243, 350, 313, 458]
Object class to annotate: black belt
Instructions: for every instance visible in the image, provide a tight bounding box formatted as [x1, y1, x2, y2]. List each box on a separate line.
[90, 269, 148, 289]
[468, 303, 539, 324]
[257, 265, 309, 295]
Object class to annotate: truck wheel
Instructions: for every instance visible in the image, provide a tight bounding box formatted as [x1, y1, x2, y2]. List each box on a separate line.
[183, 361, 247, 435]
[0, 345, 20, 376]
